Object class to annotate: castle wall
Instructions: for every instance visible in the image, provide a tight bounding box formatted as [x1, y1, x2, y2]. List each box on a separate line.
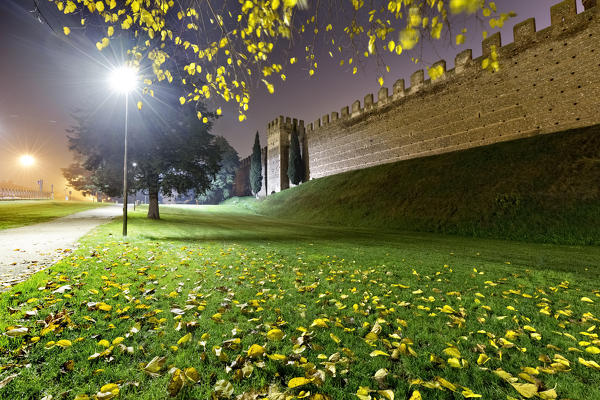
[303, 1, 600, 179]
[233, 156, 252, 197]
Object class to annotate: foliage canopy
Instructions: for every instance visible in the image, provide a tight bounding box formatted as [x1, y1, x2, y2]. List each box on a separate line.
[40, 0, 510, 119]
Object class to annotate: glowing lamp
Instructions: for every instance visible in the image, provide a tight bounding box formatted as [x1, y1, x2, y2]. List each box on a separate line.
[109, 66, 138, 94]
[19, 154, 35, 167]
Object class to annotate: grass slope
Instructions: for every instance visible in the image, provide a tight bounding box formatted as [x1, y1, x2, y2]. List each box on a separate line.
[0, 201, 104, 230]
[256, 125, 600, 245]
[1, 205, 599, 399]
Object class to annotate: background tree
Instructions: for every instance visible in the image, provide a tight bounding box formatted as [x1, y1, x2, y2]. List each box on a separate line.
[67, 101, 221, 219]
[287, 128, 304, 185]
[34, 0, 510, 120]
[197, 136, 240, 204]
[62, 161, 99, 197]
[250, 131, 263, 196]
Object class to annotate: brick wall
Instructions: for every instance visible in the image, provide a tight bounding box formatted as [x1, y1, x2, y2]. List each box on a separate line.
[302, 0, 600, 179]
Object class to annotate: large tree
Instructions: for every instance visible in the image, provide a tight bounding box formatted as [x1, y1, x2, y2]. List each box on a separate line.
[250, 132, 263, 196]
[34, 0, 510, 119]
[287, 128, 304, 185]
[196, 136, 240, 204]
[66, 101, 221, 219]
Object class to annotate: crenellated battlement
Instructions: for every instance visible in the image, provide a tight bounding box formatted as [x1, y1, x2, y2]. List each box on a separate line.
[304, 0, 598, 135]
[267, 115, 305, 136]
[254, 0, 600, 194]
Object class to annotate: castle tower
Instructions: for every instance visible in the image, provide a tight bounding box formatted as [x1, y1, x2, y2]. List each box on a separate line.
[266, 116, 305, 194]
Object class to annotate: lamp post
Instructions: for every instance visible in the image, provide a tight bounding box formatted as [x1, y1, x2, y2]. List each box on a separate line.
[109, 65, 138, 236]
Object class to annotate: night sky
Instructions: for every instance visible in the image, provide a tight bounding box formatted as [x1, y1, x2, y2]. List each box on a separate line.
[0, 0, 585, 197]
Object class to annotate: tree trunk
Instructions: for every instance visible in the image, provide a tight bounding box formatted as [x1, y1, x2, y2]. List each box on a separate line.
[147, 186, 160, 220]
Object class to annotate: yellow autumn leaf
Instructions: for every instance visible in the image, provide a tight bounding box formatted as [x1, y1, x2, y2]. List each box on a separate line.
[377, 389, 394, 400]
[440, 304, 456, 313]
[177, 332, 192, 345]
[510, 383, 538, 398]
[107, 26, 114, 37]
[408, 390, 422, 400]
[586, 346, 600, 354]
[581, 297, 594, 303]
[268, 353, 287, 361]
[538, 388, 557, 400]
[578, 357, 600, 370]
[267, 328, 284, 341]
[142, 356, 166, 376]
[98, 339, 110, 347]
[63, 27, 71, 35]
[461, 388, 482, 398]
[330, 333, 341, 344]
[311, 318, 328, 328]
[356, 386, 372, 400]
[137, 101, 143, 110]
[247, 344, 265, 358]
[443, 347, 461, 358]
[288, 377, 312, 388]
[112, 337, 124, 345]
[370, 350, 390, 357]
[56, 339, 72, 348]
[477, 353, 489, 365]
[447, 357, 462, 368]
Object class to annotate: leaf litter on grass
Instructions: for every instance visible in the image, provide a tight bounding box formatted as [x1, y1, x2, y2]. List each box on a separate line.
[0, 238, 599, 400]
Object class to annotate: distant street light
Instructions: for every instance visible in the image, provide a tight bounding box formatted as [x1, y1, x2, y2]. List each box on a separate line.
[19, 154, 35, 167]
[109, 65, 138, 236]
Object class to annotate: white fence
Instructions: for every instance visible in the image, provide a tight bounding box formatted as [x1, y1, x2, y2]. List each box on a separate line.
[0, 187, 53, 200]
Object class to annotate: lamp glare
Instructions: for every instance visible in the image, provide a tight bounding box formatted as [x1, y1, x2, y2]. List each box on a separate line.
[20, 154, 35, 167]
[109, 66, 138, 93]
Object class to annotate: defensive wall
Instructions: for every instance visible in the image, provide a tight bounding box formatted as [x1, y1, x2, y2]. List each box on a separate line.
[238, 0, 600, 194]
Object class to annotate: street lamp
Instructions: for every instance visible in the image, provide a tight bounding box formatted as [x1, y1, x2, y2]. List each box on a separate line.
[19, 154, 35, 167]
[109, 65, 138, 236]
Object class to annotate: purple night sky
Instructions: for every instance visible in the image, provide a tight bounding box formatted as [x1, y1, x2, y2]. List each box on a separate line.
[0, 0, 585, 197]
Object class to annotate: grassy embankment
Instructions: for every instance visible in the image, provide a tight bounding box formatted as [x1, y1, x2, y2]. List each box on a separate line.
[1, 205, 599, 399]
[0, 201, 104, 230]
[248, 125, 600, 245]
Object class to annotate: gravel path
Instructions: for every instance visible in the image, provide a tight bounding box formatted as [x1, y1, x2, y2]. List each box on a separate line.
[0, 205, 122, 291]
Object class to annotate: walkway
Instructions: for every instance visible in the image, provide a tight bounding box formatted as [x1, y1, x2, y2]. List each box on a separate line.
[0, 205, 122, 290]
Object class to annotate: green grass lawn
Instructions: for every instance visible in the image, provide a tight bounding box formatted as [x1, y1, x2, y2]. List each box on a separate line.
[1, 205, 599, 399]
[253, 124, 600, 246]
[0, 201, 104, 230]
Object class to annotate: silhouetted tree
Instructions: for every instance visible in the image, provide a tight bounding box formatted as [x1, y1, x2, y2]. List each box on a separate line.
[287, 129, 304, 185]
[250, 132, 263, 195]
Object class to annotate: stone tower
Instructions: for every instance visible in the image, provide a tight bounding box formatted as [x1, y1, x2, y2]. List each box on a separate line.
[266, 116, 306, 194]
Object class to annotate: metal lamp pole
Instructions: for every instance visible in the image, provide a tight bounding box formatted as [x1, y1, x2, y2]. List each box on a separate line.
[110, 65, 137, 236]
[122, 93, 129, 236]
